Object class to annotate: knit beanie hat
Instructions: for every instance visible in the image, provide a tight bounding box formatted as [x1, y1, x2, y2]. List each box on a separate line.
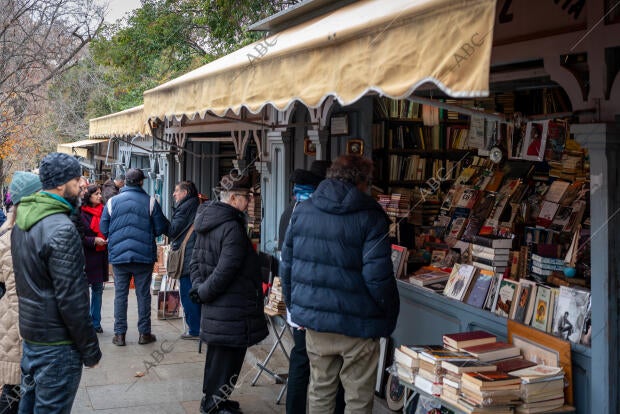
[9, 171, 42, 204]
[39, 152, 82, 190]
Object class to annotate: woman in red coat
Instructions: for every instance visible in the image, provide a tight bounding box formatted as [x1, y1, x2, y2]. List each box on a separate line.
[80, 184, 109, 333]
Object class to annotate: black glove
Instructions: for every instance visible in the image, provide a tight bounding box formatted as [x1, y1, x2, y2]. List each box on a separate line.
[189, 286, 202, 304]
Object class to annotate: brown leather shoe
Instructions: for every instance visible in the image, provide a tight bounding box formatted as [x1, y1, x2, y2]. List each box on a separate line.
[112, 334, 126, 346]
[138, 333, 157, 345]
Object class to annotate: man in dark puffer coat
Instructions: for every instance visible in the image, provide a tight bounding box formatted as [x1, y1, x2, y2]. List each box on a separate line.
[100, 168, 169, 347]
[189, 176, 268, 414]
[280, 155, 400, 413]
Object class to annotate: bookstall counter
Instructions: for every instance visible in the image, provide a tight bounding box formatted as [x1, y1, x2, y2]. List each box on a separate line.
[392, 280, 591, 413]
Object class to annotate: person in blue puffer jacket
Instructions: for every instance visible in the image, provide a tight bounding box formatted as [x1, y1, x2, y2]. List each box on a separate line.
[100, 168, 169, 347]
[280, 154, 399, 414]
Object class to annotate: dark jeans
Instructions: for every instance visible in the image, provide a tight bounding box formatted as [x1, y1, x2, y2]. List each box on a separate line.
[179, 275, 201, 336]
[89, 282, 104, 330]
[286, 328, 345, 414]
[112, 263, 153, 335]
[0, 384, 20, 414]
[19, 342, 83, 414]
[201, 344, 247, 413]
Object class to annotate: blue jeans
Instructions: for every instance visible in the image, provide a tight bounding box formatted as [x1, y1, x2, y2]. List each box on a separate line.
[113, 263, 153, 335]
[90, 282, 104, 329]
[19, 342, 82, 414]
[179, 275, 201, 336]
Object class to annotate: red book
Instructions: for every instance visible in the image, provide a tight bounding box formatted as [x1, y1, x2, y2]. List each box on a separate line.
[442, 330, 496, 350]
[462, 371, 522, 388]
[494, 357, 537, 373]
[461, 341, 521, 362]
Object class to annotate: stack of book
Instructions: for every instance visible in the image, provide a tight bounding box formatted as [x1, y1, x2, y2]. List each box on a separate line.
[470, 238, 513, 275]
[247, 185, 262, 234]
[530, 254, 565, 283]
[440, 359, 497, 406]
[265, 277, 285, 314]
[460, 371, 522, 413]
[411, 192, 441, 226]
[378, 193, 410, 218]
[392, 345, 442, 384]
[511, 365, 565, 413]
[415, 348, 477, 397]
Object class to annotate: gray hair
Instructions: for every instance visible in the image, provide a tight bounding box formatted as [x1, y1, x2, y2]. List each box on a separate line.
[219, 190, 232, 202]
[326, 154, 373, 185]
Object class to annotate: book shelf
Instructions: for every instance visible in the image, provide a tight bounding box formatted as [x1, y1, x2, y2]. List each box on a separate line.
[372, 98, 473, 191]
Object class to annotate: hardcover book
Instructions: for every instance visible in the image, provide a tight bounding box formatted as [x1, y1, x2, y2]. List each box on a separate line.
[462, 371, 522, 388]
[409, 269, 451, 287]
[530, 286, 552, 331]
[494, 279, 518, 318]
[494, 357, 536, 373]
[552, 286, 591, 343]
[443, 330, 496, 350]
[420, 349, 478, 363]
[464, 272, 494, 308]
[511, 280, 536, 323]
[471, 244, 511, 256]
[483, 274, 503, 311]
[461, 341, 520, 362]
[443, 263, 478, 301]
[470, 235, 514, 249]
[441, 359, 497, 374]
[391, 244, 408, 279]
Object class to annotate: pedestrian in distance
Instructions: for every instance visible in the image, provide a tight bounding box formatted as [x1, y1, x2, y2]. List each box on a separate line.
[101, 174, 125, 203]
[168, 180, 201, 339]
[190, 174, 268, 414]
[80, 184, 109, 334]
[100, 168, 169, 347]
[12, 153, 102, 413]
[0, 172, 42, 414]
[280, 154, 400, 414]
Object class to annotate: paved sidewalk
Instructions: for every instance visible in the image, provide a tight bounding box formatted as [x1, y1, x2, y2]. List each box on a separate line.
[71, 282, 394, 413]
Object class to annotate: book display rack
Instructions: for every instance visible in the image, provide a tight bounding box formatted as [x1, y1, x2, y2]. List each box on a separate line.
[373, 94, 592, 348]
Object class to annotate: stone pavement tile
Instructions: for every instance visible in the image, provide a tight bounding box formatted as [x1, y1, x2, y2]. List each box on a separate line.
[86, 377, 203, 410]
[73, 402, 187, 414]
[152, 361, 205, 381]
[80, 354, 162, 387]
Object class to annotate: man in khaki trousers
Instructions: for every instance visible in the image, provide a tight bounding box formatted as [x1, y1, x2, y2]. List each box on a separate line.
[280, 155, 400, 413]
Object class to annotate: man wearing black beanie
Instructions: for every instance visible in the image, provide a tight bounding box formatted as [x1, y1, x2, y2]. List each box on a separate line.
[11, 152, 102, 413]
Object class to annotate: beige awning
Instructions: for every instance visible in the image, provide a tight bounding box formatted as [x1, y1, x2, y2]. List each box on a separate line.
[57, 139, 109, 158]
[89, 105, 147, 138]
[144, 0, 496, 121]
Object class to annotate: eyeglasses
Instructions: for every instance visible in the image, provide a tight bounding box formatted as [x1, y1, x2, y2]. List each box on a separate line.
[234, 193, 253, 199]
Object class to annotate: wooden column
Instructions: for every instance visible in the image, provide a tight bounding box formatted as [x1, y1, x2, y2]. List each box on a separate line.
[573, 122, 620, 414]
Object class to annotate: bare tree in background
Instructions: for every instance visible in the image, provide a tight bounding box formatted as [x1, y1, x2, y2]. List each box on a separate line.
[0, 0, 106, 178]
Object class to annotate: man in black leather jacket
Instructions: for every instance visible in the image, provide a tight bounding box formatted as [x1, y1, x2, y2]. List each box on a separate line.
[12, 153, 102, 413]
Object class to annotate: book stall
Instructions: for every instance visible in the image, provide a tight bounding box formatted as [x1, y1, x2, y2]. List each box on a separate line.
[388, 322, 575, 414]
[372, 93, 592, 413]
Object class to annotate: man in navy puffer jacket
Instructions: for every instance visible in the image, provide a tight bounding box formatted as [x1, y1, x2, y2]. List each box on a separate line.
[280, 155, 399, 413]
[100, 168, 169, 347]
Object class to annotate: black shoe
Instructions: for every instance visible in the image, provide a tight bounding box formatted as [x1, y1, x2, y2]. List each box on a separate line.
[95, 327, 103, 334]
[138, 333, 157, 345]
[200, 397, 242, 414]
[112, 334, 126, 346]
